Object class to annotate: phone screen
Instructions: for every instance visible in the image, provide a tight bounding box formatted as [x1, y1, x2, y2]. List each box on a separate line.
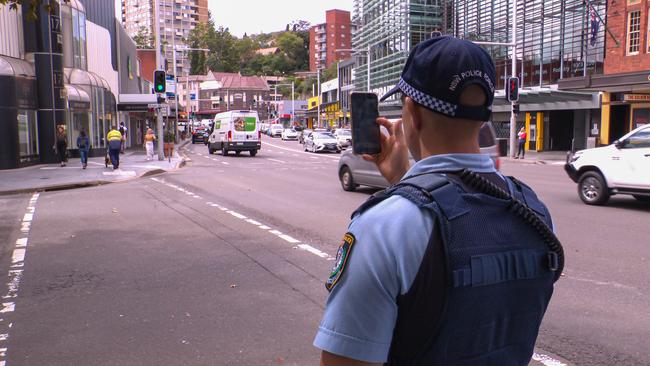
[351, 92, 380, 155]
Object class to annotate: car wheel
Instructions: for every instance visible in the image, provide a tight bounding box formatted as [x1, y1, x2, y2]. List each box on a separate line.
[250, 150, 257, 157]
[208, 147, 215, 155]
[304, 144, 308, 152]
[222, 148, 228, 156]
[633, 195, 650, 202]
[236, 151, 241, 156]
[340, 166, 356, 192]
[578, 171, 610, 205]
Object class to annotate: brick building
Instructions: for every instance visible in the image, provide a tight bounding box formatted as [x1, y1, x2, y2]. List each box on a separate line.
[197, 72, 271, 120]
[309, 9, 354, 71]
[560, 0, 650, 144]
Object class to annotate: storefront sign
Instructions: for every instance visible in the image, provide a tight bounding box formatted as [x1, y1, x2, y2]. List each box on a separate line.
[623, 94, 650, 102]
[69, 101, 90, 110]
[118, 103, 150, 112]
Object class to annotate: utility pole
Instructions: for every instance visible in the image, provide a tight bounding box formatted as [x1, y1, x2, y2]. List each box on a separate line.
[317, 68, 321, 128]
[154, 0, 164, 160]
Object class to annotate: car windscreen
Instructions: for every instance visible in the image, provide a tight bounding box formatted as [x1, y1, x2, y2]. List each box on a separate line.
[337, 130, 351, 136]
[315, 133, 335, 139]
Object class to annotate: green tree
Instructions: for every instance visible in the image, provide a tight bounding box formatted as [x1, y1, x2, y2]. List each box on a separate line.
[133, 26, 153, 49]
[0, 0, 69, 19]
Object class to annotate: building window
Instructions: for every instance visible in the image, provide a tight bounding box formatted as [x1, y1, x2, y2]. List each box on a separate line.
[71, 8, 87, 69]
[627, 11, 641, 55]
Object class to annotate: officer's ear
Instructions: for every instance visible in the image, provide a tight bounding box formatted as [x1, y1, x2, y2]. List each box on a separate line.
[403, 96, 424, 133]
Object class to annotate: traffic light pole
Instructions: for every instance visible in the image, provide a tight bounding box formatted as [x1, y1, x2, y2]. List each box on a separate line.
[509, 0, 518, 158]
[154, 0, 164, 161]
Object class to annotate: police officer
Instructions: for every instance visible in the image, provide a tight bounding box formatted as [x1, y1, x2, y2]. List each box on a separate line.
[313, 36, 563, 366]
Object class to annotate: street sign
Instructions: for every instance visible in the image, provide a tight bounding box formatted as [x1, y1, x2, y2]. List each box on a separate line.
[147, 103, 166, 109]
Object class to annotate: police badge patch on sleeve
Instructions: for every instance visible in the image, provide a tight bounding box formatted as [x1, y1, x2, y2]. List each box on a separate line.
[326, 233, 356, 292]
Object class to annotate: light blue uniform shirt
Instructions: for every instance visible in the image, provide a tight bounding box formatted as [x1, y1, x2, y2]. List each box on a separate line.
[313, 154, 498, 363]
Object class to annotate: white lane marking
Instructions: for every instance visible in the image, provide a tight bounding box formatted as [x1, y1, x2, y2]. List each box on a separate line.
[227, 211, 247, 219]
[263, 141, 340, 160]
[11, 249, 25, 264]
[221, 162, 230, 166]
[203, 156, 211, 159]
[267, 158, 286, 164]
[0, 193, 39, 364]
[197, 153, 203, 156]
[279, 234, 300, 244]
[292, 154, 299, 157]
[150, 180, 335, 261]
[297, 244, 332, 259]
[212, 159, 219, 162]
[15, 238, 27, 248]
[532, 353, 567, 366]
[193, 195, 202, 199]
[310, 157, 319, 160]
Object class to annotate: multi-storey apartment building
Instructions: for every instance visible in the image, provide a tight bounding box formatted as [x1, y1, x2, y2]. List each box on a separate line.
[309, 9, 355, 71]
[121, 0, 209, 76]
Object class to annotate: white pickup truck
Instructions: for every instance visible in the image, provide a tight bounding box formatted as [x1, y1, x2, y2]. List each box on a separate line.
[565, 124, 650, 205]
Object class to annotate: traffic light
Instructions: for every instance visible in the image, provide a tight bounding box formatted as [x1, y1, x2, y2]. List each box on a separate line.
[512, 103, 520, 115]
[506, 77, 519, 102]
[154, 70, 166, 94]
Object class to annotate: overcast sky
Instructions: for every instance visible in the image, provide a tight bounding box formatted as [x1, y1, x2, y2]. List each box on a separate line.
[209, 1, 352, 37]
[115, 1, 353, 37]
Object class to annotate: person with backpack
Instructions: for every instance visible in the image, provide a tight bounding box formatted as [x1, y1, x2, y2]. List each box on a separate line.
[55, 125, 68, 167]
[76, 130, 91, 169]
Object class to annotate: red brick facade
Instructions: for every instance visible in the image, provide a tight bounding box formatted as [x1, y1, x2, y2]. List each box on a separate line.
[309, 9, 352, 71]
[605, 0, 650, 74]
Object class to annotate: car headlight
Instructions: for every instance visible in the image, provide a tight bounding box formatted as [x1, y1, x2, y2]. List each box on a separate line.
[569, 151, 583, 163]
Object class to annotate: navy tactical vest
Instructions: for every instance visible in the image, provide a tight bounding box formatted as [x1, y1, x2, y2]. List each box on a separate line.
[353, 171, 558, 366]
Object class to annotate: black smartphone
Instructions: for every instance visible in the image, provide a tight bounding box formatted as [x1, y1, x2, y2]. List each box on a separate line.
[351, 92, 380, 155]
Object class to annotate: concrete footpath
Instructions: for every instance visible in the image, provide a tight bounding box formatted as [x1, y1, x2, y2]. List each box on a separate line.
[0, 141, 189, 196]
[502, 150, 569, 166]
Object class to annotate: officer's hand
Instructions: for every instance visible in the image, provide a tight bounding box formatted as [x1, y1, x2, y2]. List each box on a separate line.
[362, 118, 410, 185]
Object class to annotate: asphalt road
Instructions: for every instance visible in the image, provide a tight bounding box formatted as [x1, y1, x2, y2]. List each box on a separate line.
[0, 135, 648, 365]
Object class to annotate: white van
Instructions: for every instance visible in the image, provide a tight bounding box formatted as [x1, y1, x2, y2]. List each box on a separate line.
[208, 110, 261, 157]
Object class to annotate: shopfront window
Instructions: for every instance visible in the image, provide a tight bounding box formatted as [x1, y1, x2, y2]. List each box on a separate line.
[68, 110, 91, 149]
[17, 110, 39, 157]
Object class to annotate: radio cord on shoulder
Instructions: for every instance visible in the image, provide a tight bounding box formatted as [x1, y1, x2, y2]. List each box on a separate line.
[456, 169, 565, 282]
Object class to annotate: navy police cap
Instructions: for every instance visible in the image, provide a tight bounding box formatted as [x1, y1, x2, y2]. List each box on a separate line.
[380, 35, 496, 121]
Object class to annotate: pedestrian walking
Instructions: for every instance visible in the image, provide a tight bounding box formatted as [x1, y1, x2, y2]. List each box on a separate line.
[107, 127, 122, 169]
[55, 125, 68, 167]
[314, 36, 564, 366]
[119, 122, 128, 154]
[143, 128, 156, 161]
[76, 130, 90, 169]
[516, 127, 527, 159]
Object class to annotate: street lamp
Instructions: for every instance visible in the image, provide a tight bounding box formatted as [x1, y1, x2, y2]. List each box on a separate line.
[335, 46, 370, 92]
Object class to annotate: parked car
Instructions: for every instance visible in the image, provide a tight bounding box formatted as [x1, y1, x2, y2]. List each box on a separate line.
[333, 129, 352, 148]
[298, 129, 313, 144]
[192, 127, 207, 144]
[565, 123, 650, 205]
[269, 124, 284, 138]
[304, 132, 341, 153]
[337, 122, 500, 191]
[281, 128, 299, 141]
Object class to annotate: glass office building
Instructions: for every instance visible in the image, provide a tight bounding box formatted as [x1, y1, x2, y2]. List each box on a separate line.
[452, 0, 606, 90]
[352, 0, 448, 100]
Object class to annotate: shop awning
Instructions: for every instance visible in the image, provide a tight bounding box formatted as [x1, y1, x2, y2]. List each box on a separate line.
[118, 94, 158, 112]
[492, 88, 599, 112]
[0, 55, 35, 77]
[559, 71, 650, 94]
[66, 84, 91, 110]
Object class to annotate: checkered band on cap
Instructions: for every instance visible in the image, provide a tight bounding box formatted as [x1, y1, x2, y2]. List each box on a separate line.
[398, 78, 457, 117]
